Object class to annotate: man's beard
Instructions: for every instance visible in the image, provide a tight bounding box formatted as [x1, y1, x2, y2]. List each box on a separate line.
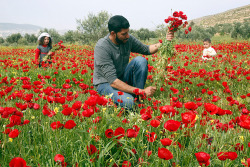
[115, 33, 128, 44]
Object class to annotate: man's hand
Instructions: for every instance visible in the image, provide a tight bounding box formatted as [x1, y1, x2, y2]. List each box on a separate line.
[166, 31, 174, 41]
[143, 86, 156, 97]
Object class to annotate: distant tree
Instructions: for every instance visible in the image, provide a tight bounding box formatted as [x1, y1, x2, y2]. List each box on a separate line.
[0, 37, 4, 44]
[76, 11, 112, 44]
[206, 27, 216, 36]
[63, 30, 78, 44]
[231, 22, 242, 39]
[129, 29, 139, 39]
[39, 28, 61, 43]
[136, 28, 156, 41]
[241, 21, 250, 39]
[18, 38, 28, 45]
[24, 33, 37, 43]
[155, 24, 167, 38]
[6, 33, 22, 44]
[176, 25, 214, 41]
[214, 23, 233, 36]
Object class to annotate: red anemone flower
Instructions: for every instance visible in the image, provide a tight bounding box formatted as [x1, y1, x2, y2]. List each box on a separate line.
[195, 152, 210, 166]
[9, 157, 30, 167]
[158, 148, 173, 160]
[164, 120, 181, 132]
[64, 120, 76, 129]
[105, 129, 114, 138]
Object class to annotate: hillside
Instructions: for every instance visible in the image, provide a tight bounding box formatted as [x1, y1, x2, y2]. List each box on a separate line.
[0, 23, 42, 38]
[190, 4, 250, 27]
[0, 23, 42, 31]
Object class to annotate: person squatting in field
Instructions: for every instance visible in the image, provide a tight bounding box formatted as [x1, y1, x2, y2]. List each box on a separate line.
[93, 15, 174, 110]
[35, 32, 55, 68]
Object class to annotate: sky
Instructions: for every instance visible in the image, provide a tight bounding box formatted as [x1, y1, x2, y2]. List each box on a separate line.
[1, 0, 249, 31]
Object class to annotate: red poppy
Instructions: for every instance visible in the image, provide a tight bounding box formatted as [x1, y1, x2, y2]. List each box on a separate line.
[9, 129, 20, 138]
[181, 112, 196, 124]
[150, 119, 160, 128]
[141, 112, 152, 121]
[164, 120, 181, 132]
[72, 101, 82, 110]
[207, 91, 214, 95]
[217, 151, 238, 161]
[9, 157, 30, 167]
[238, 117, 250, 130]
[228, 151, 238, 160]
[122, 118, 130, 124]
[64, 120, 76, 129]
[87, 144, 98, 155]
[82, 108, 95, 117]
[117, 91, 124, 95]
[114, 127, 125, 139]
[105, 129, 114, 138]
[160, 138, 172, 146]
[158, 148, 173, 160]
[195, 152, 210, 166]
[47, 96, 55, 103]
[217, 152, 228, 161]
[159, 105, 177, 115]
[62, 83, 71, 89]
[144, 150, 152, 157]
[22, 120, 30, 125]
[85, 95, 99, 107]
[50, 121, 64, 130]
[204, 103, 218, 115]
[54, 154, 65, 163]
[9, 115, 22, 126]
[126, 129, 136, 138]
[2, 128, 12, 134]
[42, 104, 56, 117]
[145, 132, 157, 142]
[62, 107, 73, 116]
[93, 116, 101, 123]
[122, 161, 131, 167]
[184, 102, 198, 110]
[33, 103, 40, 110]
[97, 96, 108, 106]
[170, 87, 179, 94]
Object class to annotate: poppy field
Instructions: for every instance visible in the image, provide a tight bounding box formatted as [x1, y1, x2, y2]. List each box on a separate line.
[0, 40, 250, 167]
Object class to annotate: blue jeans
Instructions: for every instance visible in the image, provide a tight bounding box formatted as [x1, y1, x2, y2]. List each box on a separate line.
[97, 56, 148, 110]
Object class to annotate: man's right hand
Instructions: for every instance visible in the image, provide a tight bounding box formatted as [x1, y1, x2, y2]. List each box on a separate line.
[143, 86, 156, 97]
[166, 31, 174, 41]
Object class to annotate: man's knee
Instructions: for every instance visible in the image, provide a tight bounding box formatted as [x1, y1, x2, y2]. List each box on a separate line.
[134, 56, 148, 66]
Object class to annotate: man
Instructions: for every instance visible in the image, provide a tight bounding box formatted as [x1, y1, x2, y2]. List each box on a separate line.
[93, 15, 174, 110]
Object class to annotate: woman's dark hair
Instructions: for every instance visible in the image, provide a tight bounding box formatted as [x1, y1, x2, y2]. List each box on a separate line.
[38, 36, 52, 47]
[108, 15, 130, 33]
[203, 38, 211, 43]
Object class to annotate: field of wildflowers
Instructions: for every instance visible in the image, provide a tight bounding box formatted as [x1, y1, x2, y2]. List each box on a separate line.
[0, 40, 250, 167]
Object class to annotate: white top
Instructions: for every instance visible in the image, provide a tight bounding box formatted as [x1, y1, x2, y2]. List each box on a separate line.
[202, 47, 217, 60]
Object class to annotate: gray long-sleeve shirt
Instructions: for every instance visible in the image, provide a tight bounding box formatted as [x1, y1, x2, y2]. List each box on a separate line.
[93, 34, 151, 86]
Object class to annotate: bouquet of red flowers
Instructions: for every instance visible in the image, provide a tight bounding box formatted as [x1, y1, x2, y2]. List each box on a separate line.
[43, 40, 66, 62]
[158, 11, 191, 65]
[155, 11, 191, 85]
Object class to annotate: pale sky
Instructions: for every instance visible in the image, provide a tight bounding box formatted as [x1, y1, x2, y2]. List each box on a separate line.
[1, 0, 249, 30]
